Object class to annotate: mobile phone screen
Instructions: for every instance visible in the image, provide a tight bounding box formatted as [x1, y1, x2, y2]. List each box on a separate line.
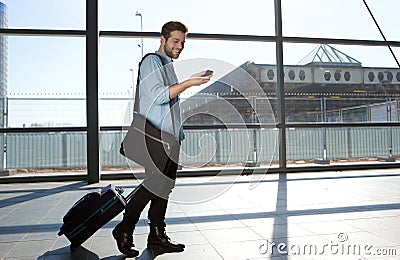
[202, 70, 213, 76]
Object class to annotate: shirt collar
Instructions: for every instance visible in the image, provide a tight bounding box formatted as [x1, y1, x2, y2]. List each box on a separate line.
[155, 51, 173, 63]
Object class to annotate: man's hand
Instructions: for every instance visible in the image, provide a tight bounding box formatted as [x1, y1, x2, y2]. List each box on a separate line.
[188, 71, 213, 86]
[169, 70, 213, 99]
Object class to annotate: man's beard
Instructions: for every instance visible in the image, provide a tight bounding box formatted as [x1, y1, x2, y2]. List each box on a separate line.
[164, 45, 180, 59]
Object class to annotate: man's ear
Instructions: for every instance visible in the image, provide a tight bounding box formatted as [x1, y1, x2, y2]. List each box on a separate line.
[160, 35, 166, 45]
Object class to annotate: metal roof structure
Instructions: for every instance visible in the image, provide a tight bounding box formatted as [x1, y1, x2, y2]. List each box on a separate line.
[297, 44, 362, 67]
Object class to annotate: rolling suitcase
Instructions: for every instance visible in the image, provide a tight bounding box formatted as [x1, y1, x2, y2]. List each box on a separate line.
[58, 184, 136, 251]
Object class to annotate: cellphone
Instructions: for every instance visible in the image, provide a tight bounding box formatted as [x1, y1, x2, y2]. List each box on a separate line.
[202, 70, 213, 77]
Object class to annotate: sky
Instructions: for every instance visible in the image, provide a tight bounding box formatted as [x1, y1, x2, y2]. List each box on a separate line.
[1, 0, 399, 126]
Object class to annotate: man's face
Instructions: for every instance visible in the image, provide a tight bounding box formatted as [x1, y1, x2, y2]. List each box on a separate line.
[162, 30, 186, 59]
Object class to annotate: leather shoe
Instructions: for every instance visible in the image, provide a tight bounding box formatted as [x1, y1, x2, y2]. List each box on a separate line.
[112, 224, 139, 257]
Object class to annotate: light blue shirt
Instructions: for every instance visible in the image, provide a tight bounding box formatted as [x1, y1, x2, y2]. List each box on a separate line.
[138, 51, 184, 141]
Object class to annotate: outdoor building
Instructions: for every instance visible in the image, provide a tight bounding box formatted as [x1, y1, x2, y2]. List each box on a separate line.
[186, 44, 399, 124]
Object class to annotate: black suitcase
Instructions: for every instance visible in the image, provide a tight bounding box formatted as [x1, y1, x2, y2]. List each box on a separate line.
[58, 184, 136, 251]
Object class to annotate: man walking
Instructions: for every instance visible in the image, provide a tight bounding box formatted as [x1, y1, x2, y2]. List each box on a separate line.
[113, 21, 212, 257]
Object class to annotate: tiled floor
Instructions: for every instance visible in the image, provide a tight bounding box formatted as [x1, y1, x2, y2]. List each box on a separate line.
[1, 169, 400, 259]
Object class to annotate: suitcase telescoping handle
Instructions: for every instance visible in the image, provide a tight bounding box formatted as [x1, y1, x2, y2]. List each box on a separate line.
[124, 185, 140, 202]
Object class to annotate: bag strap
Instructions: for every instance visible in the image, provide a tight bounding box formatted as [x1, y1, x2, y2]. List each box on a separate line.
[133, 53, 176, 132]
[133, 53, 163, 113]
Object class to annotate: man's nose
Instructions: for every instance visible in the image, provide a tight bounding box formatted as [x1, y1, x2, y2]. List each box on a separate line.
[177, 42, 184, 50]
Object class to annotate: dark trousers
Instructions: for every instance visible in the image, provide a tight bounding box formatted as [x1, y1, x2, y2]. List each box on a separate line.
[123, 157, 178, 228]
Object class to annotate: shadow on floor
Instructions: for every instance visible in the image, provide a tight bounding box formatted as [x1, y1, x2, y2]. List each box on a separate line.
[38, 246, 98, 260]
[37, 246, 126, 260]
[0, 181, 88, 209]
[38, 246, 166, 260]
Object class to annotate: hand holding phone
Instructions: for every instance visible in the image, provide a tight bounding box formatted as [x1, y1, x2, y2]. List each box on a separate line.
[202, 70, 214, 77]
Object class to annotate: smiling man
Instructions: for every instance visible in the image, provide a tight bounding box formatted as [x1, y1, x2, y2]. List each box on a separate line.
[112, 21, 212, 257]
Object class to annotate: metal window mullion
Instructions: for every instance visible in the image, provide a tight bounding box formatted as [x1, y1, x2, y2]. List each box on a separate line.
[86, 0, 99, 184]
[0, 28, 86, 37]
[275, 0, 286, 171]
[98, 31, 400, 48]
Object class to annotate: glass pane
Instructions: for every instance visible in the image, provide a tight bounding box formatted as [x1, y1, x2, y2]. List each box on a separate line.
[3, 0, 85, 29]
[100, 0, 275, 35]
[286, 127, 400, 166]
[3, 132, 87, 173]
[99, 38, 277, 127]
[99, 97, 131, 127]
[99, 38, 142, 127]
[282, 0, 400, 41]
[100, 128, 279, 175]
[100, 130, 131, 172]
[282, 43, 400, 123]
[99, 37, 278, 174]
[6, 37, 86, 128]
[8, 97, 86, 127]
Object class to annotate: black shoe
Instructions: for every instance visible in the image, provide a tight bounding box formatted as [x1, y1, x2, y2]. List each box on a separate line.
[112, 223, 139, 257]
[147, 225, 185, 254]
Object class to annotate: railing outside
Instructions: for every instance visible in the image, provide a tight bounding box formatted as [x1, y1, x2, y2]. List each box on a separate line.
[3, 127, 399, 170]
[0, 96, 399, 173]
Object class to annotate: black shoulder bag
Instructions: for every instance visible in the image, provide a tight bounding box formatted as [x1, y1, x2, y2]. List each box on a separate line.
[120, 53, 180, 172]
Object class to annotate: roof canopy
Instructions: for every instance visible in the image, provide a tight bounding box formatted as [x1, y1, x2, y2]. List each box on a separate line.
[298, 44, 362, 67]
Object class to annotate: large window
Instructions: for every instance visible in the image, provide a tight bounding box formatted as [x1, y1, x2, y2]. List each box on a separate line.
[4, 0, 85, 29]
[99, 0, 275, 35]
[282, 0, 400, 41]
[0, 0, 399, 181]
[7, 37, 86, 127]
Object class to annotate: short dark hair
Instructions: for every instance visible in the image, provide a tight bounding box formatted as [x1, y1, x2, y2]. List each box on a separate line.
[161, 21, 188, 40]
